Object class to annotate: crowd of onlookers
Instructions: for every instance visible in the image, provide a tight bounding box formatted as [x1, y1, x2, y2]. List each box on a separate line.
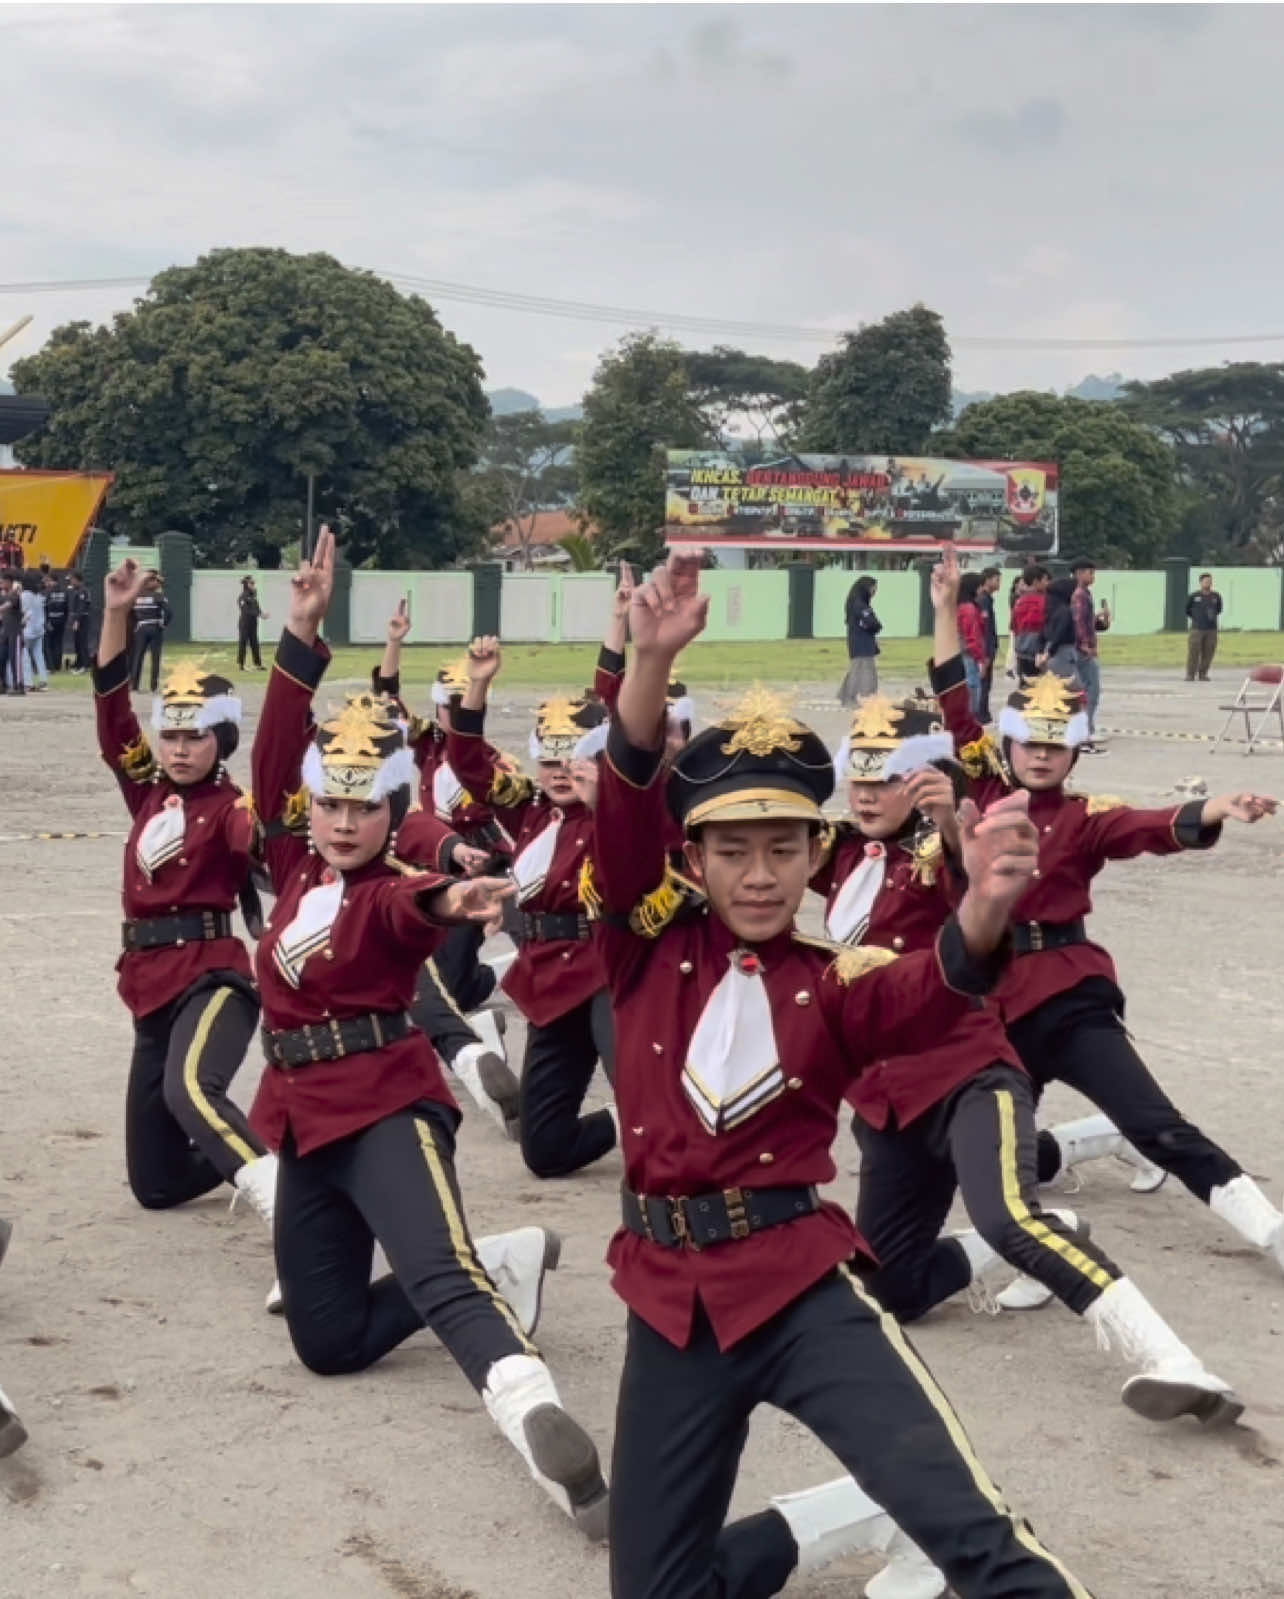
[0, 560, 94, 695]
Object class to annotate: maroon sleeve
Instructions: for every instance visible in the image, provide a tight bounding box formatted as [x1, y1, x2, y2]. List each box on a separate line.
[594, 645, 626, 713]
[1082, 799, 1220, 867]
[91, 649, 153, 816]
[253, 629, 330, 891]
[395, 808, 465, 875]
[374, 870, 459, 960]
[446, 706, 533, 829]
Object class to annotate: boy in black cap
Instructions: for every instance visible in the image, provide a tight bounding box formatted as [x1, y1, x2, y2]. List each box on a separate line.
[591, 552, 1093, 1599]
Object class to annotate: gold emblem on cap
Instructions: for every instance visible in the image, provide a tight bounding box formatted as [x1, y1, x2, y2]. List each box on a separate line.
[536, 697, 582, 738]
[719, 685, 806, 759]
[847, 694, 907, 748]
[320, 698, 393, 768]
[436, 656, 471, 693]
[1023, 673, 1077, 720]
[161, 657, 214, 704]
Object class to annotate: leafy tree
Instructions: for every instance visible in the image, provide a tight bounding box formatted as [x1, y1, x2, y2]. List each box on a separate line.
[478, 410, 578, 571]
[682, 346, 810, 453]
[557, 532, 601, 571]
[11, 248, 489, 568]
[947, 391, 1178, 566]
[1122, 364, 1284, 562]
[798, 305, 952, 453]
[576, 332, 709, 567]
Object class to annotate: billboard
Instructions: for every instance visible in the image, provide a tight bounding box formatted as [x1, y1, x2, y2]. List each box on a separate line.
[664, 451, 1057, 556]
[0, 469, 113, 568]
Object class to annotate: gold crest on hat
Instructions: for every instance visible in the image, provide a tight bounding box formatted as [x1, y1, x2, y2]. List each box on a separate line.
[719, 685, 806, 759]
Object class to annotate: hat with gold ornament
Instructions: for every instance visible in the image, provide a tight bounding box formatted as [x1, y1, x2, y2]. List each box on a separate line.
[431, 654, 473, 708]
[669, 684, 833, 832]
[150, 658, 241, 733]
[999, 672, 1091, 749]
[529, 694, 608, 763]
[833, 692, 954, 784]
[301, 694, 416, 802]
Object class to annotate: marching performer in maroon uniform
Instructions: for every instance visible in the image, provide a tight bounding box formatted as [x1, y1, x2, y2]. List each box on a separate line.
[372, 604, 519, 1137]
[250, 530, 608, 1539]
[592, 553, 1093, 1599]
[447, 642, 618, 1180]
[930, 550, 1283, 1302]
[93, 560, 276, 1234]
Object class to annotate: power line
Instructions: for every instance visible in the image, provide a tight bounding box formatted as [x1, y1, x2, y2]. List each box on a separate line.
[2, 269, 1283, 353]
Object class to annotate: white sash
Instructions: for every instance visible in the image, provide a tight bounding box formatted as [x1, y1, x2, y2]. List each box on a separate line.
[682, 953, 783, 1136]
[135, 794, 187, 883]
[824, 842, 886, 946]
[512, 811, 561, 905]
[273, 874, 344, 989]
[432, 759, 468, 821]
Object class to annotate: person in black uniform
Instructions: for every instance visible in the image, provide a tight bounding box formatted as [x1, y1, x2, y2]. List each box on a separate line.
[130, 573, 172, 691]
[44, 576, 68, 673]
[237, 576, 266, 670]
[67, 574, 92, 673]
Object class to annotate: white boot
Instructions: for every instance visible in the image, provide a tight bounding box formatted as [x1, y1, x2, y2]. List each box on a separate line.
[1048, 1114, 1166, 1194]
[482, 1354, 609, 1541]
[994, 1208, 1089, 1312]
[452, 1011, 521, 1140]
[867, 1531, 948, 1599]
[265, 1227, 559, 1329]
[477, 1227, 561, 1337]
[1209, 1176, 1284, 1270]
[771, 1476, 895, 1574]
[0, 1384, 28, 1458]
[233, 1153, 278, 1227]
[1086, 1277, 1243, 1425]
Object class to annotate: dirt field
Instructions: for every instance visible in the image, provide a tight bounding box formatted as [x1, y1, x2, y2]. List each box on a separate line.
[2, 660, 1283, 1599]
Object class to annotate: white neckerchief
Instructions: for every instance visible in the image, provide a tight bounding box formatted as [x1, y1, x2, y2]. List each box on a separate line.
[273, 873, 344, 988]
[825, 841, 886, 946]
[512, 809, 562, 905]
[432, 759, 468, 821]
[135, 793, 187, 883]
[683, 951, 783, 1136]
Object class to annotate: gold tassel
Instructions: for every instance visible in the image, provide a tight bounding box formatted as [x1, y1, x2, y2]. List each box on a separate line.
[629, 862, 686, 939]
[959, 733, 1006, 782]
[490, 766, 534, 809]
[827, 944, 900, 985]
[119, 733, 157, 784]
[578, 857, 604, 920]
[281, 786, 310, 837]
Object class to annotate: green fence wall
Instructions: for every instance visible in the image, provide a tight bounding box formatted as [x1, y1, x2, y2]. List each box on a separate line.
[813, 570, 921, 639]
[1203, 567, 1283, 632]
[697, 569, 791, 641]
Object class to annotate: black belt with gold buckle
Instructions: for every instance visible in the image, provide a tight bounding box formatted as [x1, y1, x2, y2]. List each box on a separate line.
[621, 1184, 820, 1250]
[520, 911, 591, 943]
[261, 1010, 413, 1068]
[122, 909, 232, 952]
[1011, 918, 1087, 956]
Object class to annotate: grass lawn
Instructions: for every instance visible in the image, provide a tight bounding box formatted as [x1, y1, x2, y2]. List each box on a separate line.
[41, 631, 1284, 693]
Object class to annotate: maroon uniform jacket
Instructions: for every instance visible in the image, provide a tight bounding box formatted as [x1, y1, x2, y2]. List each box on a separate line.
[594, 645, 626, 711]
[931, 651, 1221, 1023]
[811, 823, 1022, 1129]
[447, 705, 605, 1028]
[250, 631, 461, 1156]
[93, 649, 253, 1017]
[591, 722, 1012, 1352]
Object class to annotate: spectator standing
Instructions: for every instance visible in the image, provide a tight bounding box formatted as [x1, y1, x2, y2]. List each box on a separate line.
[1010, 565, 1051, 681]
[838, 574, 882, 705]
[1069, 557, 1110, 752]
[129, 571, 172, 691]
[66, 574, 92, 673]
[20, 574, 48, 691]
[976, 565, 1001, 718]
[0, 577, 24, 694]
[1185, 572, 1223, 682]
[955, 570, 989, 717]
[236, 576, 267, 669]
[44, 576, 68, 672]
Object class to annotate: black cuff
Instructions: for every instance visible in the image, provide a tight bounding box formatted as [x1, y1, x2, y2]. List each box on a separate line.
[606, 717, 664, 788]
[452, 705, 486, 737]
[1173, 799, 1222, 850]
[92, 650, 130, 696]
[928, 653, 966, 696]
[936, 914, 1009, 996]
[275, 628, 328, 689]
[372, 668, 400, 698]
[597, 645, 625, 677]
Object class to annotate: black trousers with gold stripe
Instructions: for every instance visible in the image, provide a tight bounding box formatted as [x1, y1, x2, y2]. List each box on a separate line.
[609, 1271, 1093, 1599]
[855, 1065, 1121, 1321]
[275, 1099, 532, 1392]
[125, 973, 265, 1209]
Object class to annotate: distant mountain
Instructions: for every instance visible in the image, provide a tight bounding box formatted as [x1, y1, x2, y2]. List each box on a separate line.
[486, 387, 582, 424]
[951, 372, 1125, 419]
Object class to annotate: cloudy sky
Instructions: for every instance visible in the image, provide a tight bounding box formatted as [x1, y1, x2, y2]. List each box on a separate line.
[4, 3, 1283, 406]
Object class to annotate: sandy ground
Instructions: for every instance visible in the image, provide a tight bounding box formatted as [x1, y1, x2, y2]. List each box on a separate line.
[2, 659, 1284, 1599]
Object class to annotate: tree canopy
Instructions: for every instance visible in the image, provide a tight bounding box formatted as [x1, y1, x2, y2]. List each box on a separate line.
[947, 390, 1179, 566]
[12, 248, 489, 568]
[476, 410, 578, 571]
[682, 346, 809, 453]
[798, 304, 952, 454]
[1122, 363, 1284, 563]
[575, 332, 709, 567]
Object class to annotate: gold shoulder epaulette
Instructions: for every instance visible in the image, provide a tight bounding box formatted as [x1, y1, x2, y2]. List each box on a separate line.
[958, 733, 1009, 784]
[814, 818, 840, 868]
[383, 853, 430, 877]
[489, 764, 534, 809]
[793, 930, 900, 984]
[1084, 793, 1128, 816]
[119, 732, 157, 784]
[281, 786, 310, 837]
